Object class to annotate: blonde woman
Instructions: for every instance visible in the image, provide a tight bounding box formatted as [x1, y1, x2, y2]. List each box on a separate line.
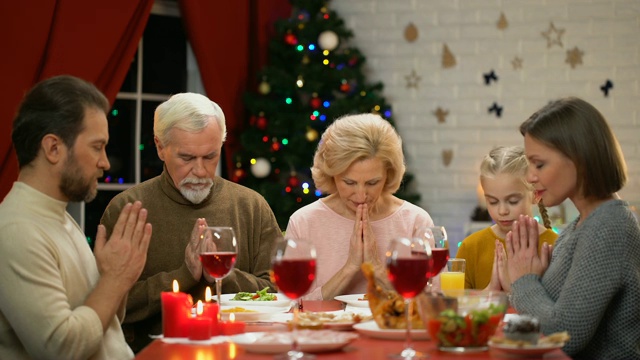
[285, 113, 434, 300]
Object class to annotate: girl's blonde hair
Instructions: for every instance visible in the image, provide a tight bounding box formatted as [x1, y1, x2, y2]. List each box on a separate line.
[480, 146, 551, 229]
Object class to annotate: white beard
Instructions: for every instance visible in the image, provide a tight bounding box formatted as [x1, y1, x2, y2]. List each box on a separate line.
[179, 177, 214, 204]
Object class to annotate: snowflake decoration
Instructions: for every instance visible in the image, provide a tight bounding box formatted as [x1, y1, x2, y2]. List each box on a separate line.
[565, 47, 584, 68]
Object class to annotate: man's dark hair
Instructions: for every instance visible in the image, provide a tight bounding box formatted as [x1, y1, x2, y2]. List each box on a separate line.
[12, 75, 109, 168]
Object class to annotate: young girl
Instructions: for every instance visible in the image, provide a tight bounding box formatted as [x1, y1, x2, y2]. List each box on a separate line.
[456, 146, 557, 290]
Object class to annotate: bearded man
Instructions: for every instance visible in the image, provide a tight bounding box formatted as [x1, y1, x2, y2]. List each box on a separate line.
[0, 75, 151, 359]
[100, 93, 280, 353]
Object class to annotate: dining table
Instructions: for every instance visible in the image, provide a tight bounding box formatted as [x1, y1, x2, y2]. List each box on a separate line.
[134, 300, 572, 360]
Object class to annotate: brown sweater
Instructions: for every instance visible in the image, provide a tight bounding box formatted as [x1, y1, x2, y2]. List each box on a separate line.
[100, 169, 281, 352]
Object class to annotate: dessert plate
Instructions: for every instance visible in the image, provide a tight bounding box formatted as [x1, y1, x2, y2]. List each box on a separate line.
[488, 341, 565, 356]
[220, 305, 290, 321]
[334, 294, 370, 308]
[353, 321, 429, 340]
[229, 330, 357, 354]
[220, 293, 292, 308]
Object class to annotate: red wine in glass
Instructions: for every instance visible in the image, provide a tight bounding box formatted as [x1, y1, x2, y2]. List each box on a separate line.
[199, 226, 238, 307]
[387, 256, 432, 298]
[386, 237, 432, 359]
[271, 238, 317, 360]
[200, 252, 237, 278]
[272, 259, 316, 299]
[431, 248, 450, 275]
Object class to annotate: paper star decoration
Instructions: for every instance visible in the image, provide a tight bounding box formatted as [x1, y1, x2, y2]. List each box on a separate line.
[565, 47, 584, 68]
[600, 79, 613, 97]
[433, 107, 449, 124]
[511, 56, 523, 70]
[405, 69, 422, 88]
[541, 22, 565, 48]
[488, 102, 503, 118]
[497, 12, 508, 30]
[483, 70, 498, 85]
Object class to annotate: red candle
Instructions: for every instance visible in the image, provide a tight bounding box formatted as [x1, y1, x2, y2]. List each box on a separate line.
[222, 313, 246, 335]
[203, 287, 221, 336]
[188, 301, 212, 340]
[161, 280, 192, 338]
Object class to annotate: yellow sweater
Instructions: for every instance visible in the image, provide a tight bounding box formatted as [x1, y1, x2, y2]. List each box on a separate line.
[456, 226, 558, 289]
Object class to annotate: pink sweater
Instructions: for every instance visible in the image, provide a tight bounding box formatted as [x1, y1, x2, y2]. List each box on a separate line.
[285, 200, 434, 300]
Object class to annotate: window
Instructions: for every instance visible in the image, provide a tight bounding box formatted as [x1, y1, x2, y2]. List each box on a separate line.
[69, 1, 203, 246]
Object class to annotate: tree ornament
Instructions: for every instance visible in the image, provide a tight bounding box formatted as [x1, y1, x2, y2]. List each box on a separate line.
[442, 44, 456, 68]
[310, 94, 322, 109]
[511, 56, 523, 70]
[339, 80, 351, 93]
[541, 22, 565, 48]
[318, 30, 339, 51]
[231, 168, 246, 183]
[497, 12, 508, 30]
[302, 55, 310, 65]
[284, 32, 298, 46]
[405, 70, 421, 88]
[348, 56, 359, 66]
[433, 107, 449, 124]
[258, 79, 271, 95]
[404, 22, 418, 42]
[256, 114, 268, 130]
[600, 79, 613, 97]
[306, 128, 319, 142]
[442, 149, 454, 167]
[288, 174, 300, 187]
[565, 47, 584, 69]
[250, 158, 271, 178]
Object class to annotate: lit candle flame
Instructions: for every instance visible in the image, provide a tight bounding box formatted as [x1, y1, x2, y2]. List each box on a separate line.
[196, 300, 203, 316]
[205, 286, 212, 302]
[172, 280, 179, 293]
[229, 313, 235, 323]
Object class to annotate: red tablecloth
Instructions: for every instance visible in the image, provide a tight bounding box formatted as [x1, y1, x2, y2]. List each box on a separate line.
[134, 300, 571, 360]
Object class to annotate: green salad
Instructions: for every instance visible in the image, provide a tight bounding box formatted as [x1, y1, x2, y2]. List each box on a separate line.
[231, 287, 278, 301]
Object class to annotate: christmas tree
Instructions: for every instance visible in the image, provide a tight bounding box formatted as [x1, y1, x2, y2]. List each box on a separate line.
[232, 0, 420, 229]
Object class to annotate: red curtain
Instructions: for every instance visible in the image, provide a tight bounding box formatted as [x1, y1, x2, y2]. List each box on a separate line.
[179, 0, 291, 177]
[0, 0, 153, 201]
[0, 0, 290, 200]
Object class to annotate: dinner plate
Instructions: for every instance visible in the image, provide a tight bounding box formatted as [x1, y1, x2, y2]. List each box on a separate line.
[352, 321, 430, 340]
[334, 294, 370, 308]
[488, 341, 565, 356]
[220, 305, 290, 321]
[219, 293, 292, 308]
[229, 331, 358, 354]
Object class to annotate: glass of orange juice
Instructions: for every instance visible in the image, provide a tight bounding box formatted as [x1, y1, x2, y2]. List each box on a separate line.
[440, 258, 465, 294]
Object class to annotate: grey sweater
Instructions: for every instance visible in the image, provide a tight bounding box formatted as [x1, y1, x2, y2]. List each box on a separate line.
[511, 199, 640, 359]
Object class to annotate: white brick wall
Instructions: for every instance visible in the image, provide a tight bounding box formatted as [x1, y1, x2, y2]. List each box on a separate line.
[330, 0, 640, 250]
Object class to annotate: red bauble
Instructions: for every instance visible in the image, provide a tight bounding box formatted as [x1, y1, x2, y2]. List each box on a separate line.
[310, 97, 322, 109]
[271, 142, 280, 151]
[231, 168, 246, 183]
[256, 116, 268, 130]
[340, 83, 351, 92]
[284, 33, 298, 45]
[288, 175, 300, 187]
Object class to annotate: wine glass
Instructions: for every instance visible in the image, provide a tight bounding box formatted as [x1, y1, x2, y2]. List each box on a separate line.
[271, 238, 317, 360]
[386, 237, 433, 359]
[199, 227, 238, 307]
[414, 226, 449, 292]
